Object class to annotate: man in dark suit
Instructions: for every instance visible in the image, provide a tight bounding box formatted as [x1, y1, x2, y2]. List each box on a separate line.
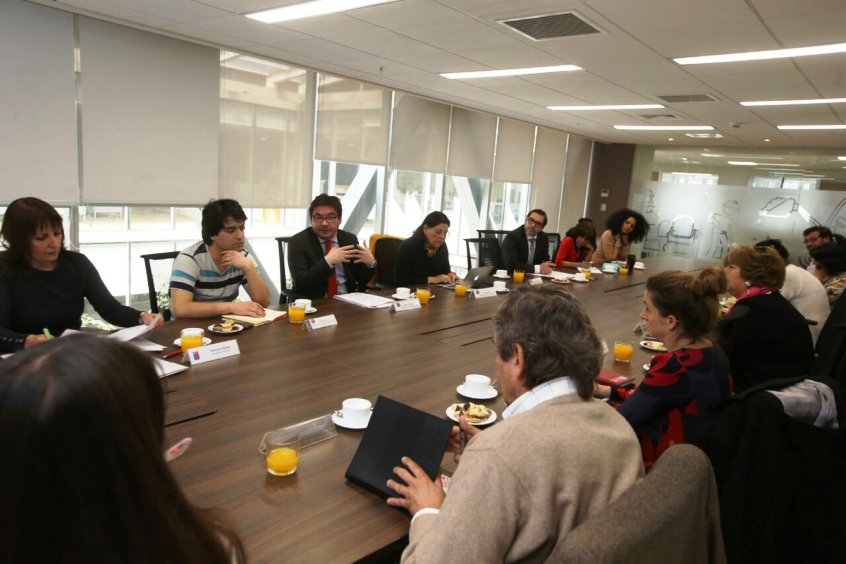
[288, 194, 376, 299]
[501, 209, 557, 274]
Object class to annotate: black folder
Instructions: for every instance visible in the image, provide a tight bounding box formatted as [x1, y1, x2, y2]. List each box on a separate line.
[345, 395, 454, 499]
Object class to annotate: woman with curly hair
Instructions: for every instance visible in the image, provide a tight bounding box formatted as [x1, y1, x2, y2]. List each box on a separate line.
[590, 208, 649, 267]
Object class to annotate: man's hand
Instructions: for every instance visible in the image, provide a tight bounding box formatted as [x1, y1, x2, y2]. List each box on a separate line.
[229, 301, 266, 317]
[24, 333, 51, 349]
[386, 456, 446, 515]
[539, 261, 557, 274]
[325, 244, 357, 265]
[141, 312, 164, 332]
[220, 250, 251, 271]
[446, 415, 479, 463]
[349, 245, 376, 266]
[594, 383, 611, 398]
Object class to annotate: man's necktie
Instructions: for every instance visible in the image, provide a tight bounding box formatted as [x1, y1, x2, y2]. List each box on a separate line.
[325, 239, 338, 297]
[528, 237, 536, 262]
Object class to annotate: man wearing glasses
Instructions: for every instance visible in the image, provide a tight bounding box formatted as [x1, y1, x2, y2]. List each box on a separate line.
[802, 226, 833, 272]
[170, 198, 270, 319]
[501, 209, 557, 275]
[288, 194, 376, 299]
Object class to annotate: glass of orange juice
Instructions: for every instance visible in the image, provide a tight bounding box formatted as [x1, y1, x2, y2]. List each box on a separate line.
[513, 269, 525, 283]
[614, 340, 634, 363]
[263, 429, 301, 476]
[416, 287, 431, 304]
[180, 328, 205, 351]
[618, 266, 629, 276]
[454, 282, 467, 296]
[288, 302, 306, 324]
[582, 269, 592, 281]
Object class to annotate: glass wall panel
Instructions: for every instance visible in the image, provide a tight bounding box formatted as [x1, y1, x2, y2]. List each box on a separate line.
[444, 175, 492, 273]
[317, 160, 384, 243]
[385, 170, 444, 238]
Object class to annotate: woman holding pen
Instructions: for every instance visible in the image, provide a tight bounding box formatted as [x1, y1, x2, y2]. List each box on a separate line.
[0, 197, 163, 352]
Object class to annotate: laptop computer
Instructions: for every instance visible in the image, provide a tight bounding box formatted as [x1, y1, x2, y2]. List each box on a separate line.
[438, 265, 493, 289]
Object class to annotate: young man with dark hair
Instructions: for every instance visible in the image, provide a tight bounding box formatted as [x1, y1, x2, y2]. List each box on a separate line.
[500, 209, 557, 274]
[287, 194, 376, 299]
[802, 226, 834, 272]
[170, 199, 270, 319]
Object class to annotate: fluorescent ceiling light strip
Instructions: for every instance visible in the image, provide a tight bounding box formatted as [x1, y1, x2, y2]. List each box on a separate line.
[777, 125, 846, 130]
[741, 97, 846, 107]
[728, 161, 757, 166]
[674, 42, 846, 65]
[838, 156, 846, 161]
[441, 64, 582, 79]
[246, 0, 398, 23]
[613, 125, 714, 131]
[547, 104, 664, 111]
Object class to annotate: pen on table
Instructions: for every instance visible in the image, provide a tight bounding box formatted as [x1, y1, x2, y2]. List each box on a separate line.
[162, 349, 183, 359]
[42, 328, 53, 340]
[164, 437, 192, 462]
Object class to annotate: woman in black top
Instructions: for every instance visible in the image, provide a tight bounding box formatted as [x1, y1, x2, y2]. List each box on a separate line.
[718, 245, 813, 391]
[394, 211, 455, 287]
[0, 197, 162, 352]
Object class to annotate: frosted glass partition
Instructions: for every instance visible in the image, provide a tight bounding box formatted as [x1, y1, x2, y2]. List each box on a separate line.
[630, 180, 846, 263]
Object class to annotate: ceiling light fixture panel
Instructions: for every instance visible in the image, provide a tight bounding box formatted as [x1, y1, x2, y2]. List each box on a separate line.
[613, 125, 714, 131]
[741, 97, 846, 107]
[441, 64, 582, 79]
[547, 104, 664, 111]
[777, 125, 846, 130]
[246, 0, 399, 24]
[675, 41, 846, 65]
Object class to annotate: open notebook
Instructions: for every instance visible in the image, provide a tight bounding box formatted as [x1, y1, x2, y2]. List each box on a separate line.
[222, 308, 285, 326]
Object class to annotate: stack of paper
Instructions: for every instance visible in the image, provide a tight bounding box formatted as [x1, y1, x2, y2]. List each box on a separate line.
[222, 308, 285, 326]
[333, 293, 395, 309]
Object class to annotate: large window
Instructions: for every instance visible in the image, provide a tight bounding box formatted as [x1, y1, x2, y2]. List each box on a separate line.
[384, 169, 444, 238]
[317, 160, 384, 244]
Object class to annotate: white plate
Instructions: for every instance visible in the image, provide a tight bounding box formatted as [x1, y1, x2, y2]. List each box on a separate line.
[172, 337, 212, 346]
[492, 274, 510, 279]
[306, 307, 317, 314]
[572, 276, 589, 283]
[392, 293, 413, 300]
[494, 287, 510, 293]
[446, 405, 497, 426]
[634, 262, 645, 270]
[551, 278, 571, 284]
[640, 340, 668, 352]
[456, 384, 498, 400]
[207, 323, 244, 335]
[332, 410, 371, 430]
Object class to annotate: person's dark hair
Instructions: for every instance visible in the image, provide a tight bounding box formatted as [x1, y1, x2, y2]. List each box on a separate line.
[577, 217, 593, 224]
[755, 238, 789, 261]
[494, 285, 602, 400]
[201, 199, 247, 245]
[526, 209, 547, 227]
[411, 211, 451, 238]
[605, 208, 649, 242]
[0, 335, 244, 563]
[565, 222, 594, 242]
[803, 225, 833, 239]
[308, 194, 343, 219]
[810, 244, 846, 277]
[724, 245, 785, 288]
[833, 233, 846, 247]
[0, 197, 65, 269]
[646, 267, 727, 342]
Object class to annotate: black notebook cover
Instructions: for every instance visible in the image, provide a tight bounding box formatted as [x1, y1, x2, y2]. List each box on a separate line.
[345, 396, 454, 499]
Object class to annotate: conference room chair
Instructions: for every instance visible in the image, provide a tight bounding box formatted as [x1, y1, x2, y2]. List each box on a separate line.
[141, 251, 179, 320]
[368, 234, 404, 289]
[554, 444, 726, 564]
[275, 236, 294, 304]
[476, 229, 509, 245]
[811, 292, 846, 383]
[464, 237, 502, 271]
[547, 232, 561, 259]
[704, 377, 846, 563]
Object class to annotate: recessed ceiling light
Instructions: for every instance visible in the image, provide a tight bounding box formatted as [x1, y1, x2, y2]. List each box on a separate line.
[547, 104, 664, 111]
[613, 125, 714, 131]
[246, 0, 399, 23]
[674, 41, 846, 65]
[838, 156, 846, 161]
[740, 97, 846, 107]
[441, 64, 582, 79]
[668, 138, 674, 141]
[777, 125, 846, 130]
[700, 153, 724, 158]
[728, 161, 757, 166]
[764, 138, 771, 142]
[685, 132, 723, 138]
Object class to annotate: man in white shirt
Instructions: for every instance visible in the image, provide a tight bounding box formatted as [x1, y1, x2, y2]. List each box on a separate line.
[386, 285, 643, 562]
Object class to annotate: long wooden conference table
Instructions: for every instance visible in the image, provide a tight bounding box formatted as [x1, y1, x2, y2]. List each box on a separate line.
[155, 257, 711, 562]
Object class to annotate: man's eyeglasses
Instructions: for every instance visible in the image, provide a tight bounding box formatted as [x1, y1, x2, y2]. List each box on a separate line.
[526, 216, 545, 227]
[312, 214, 339, 224]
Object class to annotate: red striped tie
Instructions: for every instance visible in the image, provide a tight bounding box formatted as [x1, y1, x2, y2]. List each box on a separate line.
[325, 239, 338, 297]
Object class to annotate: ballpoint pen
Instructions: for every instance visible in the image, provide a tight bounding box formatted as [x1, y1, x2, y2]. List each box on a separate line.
[162, 349, 183, 359]
[164, 437, 192, 462]
[42, 328, 53, 340]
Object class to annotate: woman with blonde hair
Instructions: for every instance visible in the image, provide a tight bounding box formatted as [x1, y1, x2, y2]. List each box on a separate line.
[595, 267, 731, 465]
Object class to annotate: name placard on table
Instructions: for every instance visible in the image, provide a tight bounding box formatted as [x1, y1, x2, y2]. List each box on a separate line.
[391, 298, 421, 312]
[304, 314, 338, 332]
[472, 287, 498, 299]
[184, 340, 240, 365]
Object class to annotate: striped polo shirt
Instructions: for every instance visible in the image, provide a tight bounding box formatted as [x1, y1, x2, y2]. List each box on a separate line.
[170, 241, 253, 302]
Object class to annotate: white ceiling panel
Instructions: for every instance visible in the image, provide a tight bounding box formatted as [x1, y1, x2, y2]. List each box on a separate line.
[272, 37, 375, 63]
[56, 0, 180, 27]
[60, 0, 226, 22]
[588, 0, 758, 32]
[351, 0, 462, 28]
[636, 23, 777, 58]
[457, 45, 563, 68]
[179, 15, 311, 44]
[767, 9, 846, 46]
[748, 0, 846, 19]
[394, 17, 524, 53]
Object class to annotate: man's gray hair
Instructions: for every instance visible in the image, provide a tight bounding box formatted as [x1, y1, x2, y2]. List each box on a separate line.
[493, 284, 602, 400]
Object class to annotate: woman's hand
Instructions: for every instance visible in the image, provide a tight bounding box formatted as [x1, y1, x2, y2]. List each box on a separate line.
[428, 273, 455, 284]
[140, 312, 164, 331]
[24, 333, 51, 349]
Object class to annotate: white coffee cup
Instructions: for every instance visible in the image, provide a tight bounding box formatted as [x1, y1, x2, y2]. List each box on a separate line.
[574, 273, 586, 282]
[464, 374, 491, 396]
[341, 398, 371, 425]
[396, 287, 411, 299]
[495, 269, 507, 277]
[493, 280, 506, 291]
[294, 298, 312, 310]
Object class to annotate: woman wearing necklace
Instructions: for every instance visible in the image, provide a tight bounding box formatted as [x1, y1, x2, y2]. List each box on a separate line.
[718, 245, 813, 392]
[595, 267, 731, 465]
[810, 243, 846, 308]
[394, 211, 457, 287]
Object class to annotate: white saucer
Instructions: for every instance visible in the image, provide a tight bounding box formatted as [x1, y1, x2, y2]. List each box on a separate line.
[492, 274, 510, 279]
[456, 384, 498, 400]
[446, 406, 497, 426]
[572, 277, 589, 283]
[494, 287, 510, 293]
[392, 293, 412, 300]
[306, 307, 317, 314]
[207, 323, 244, 335]
[172, 337, 211, 346]
[332, 411, 370, 430]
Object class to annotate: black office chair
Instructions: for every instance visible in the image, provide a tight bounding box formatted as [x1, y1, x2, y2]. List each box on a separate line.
[372, 236, 403, 289]
[275, 236, 295, 304]
[464, 237, 502, 271]
[477, 229, 509, 245]
[141, 251, 179, 320]
[547, 232, 561, 260]
[811, 292, 846, 383]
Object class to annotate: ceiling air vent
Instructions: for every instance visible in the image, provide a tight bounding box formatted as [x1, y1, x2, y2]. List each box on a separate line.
[500, 12, 602, 41]
[638, 113, 682, 120]
[657, 94, 719, 103]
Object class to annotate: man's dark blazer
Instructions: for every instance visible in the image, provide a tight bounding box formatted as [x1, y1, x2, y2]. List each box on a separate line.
[288, 227, 375, 299]
[501, 226, 550, 272]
